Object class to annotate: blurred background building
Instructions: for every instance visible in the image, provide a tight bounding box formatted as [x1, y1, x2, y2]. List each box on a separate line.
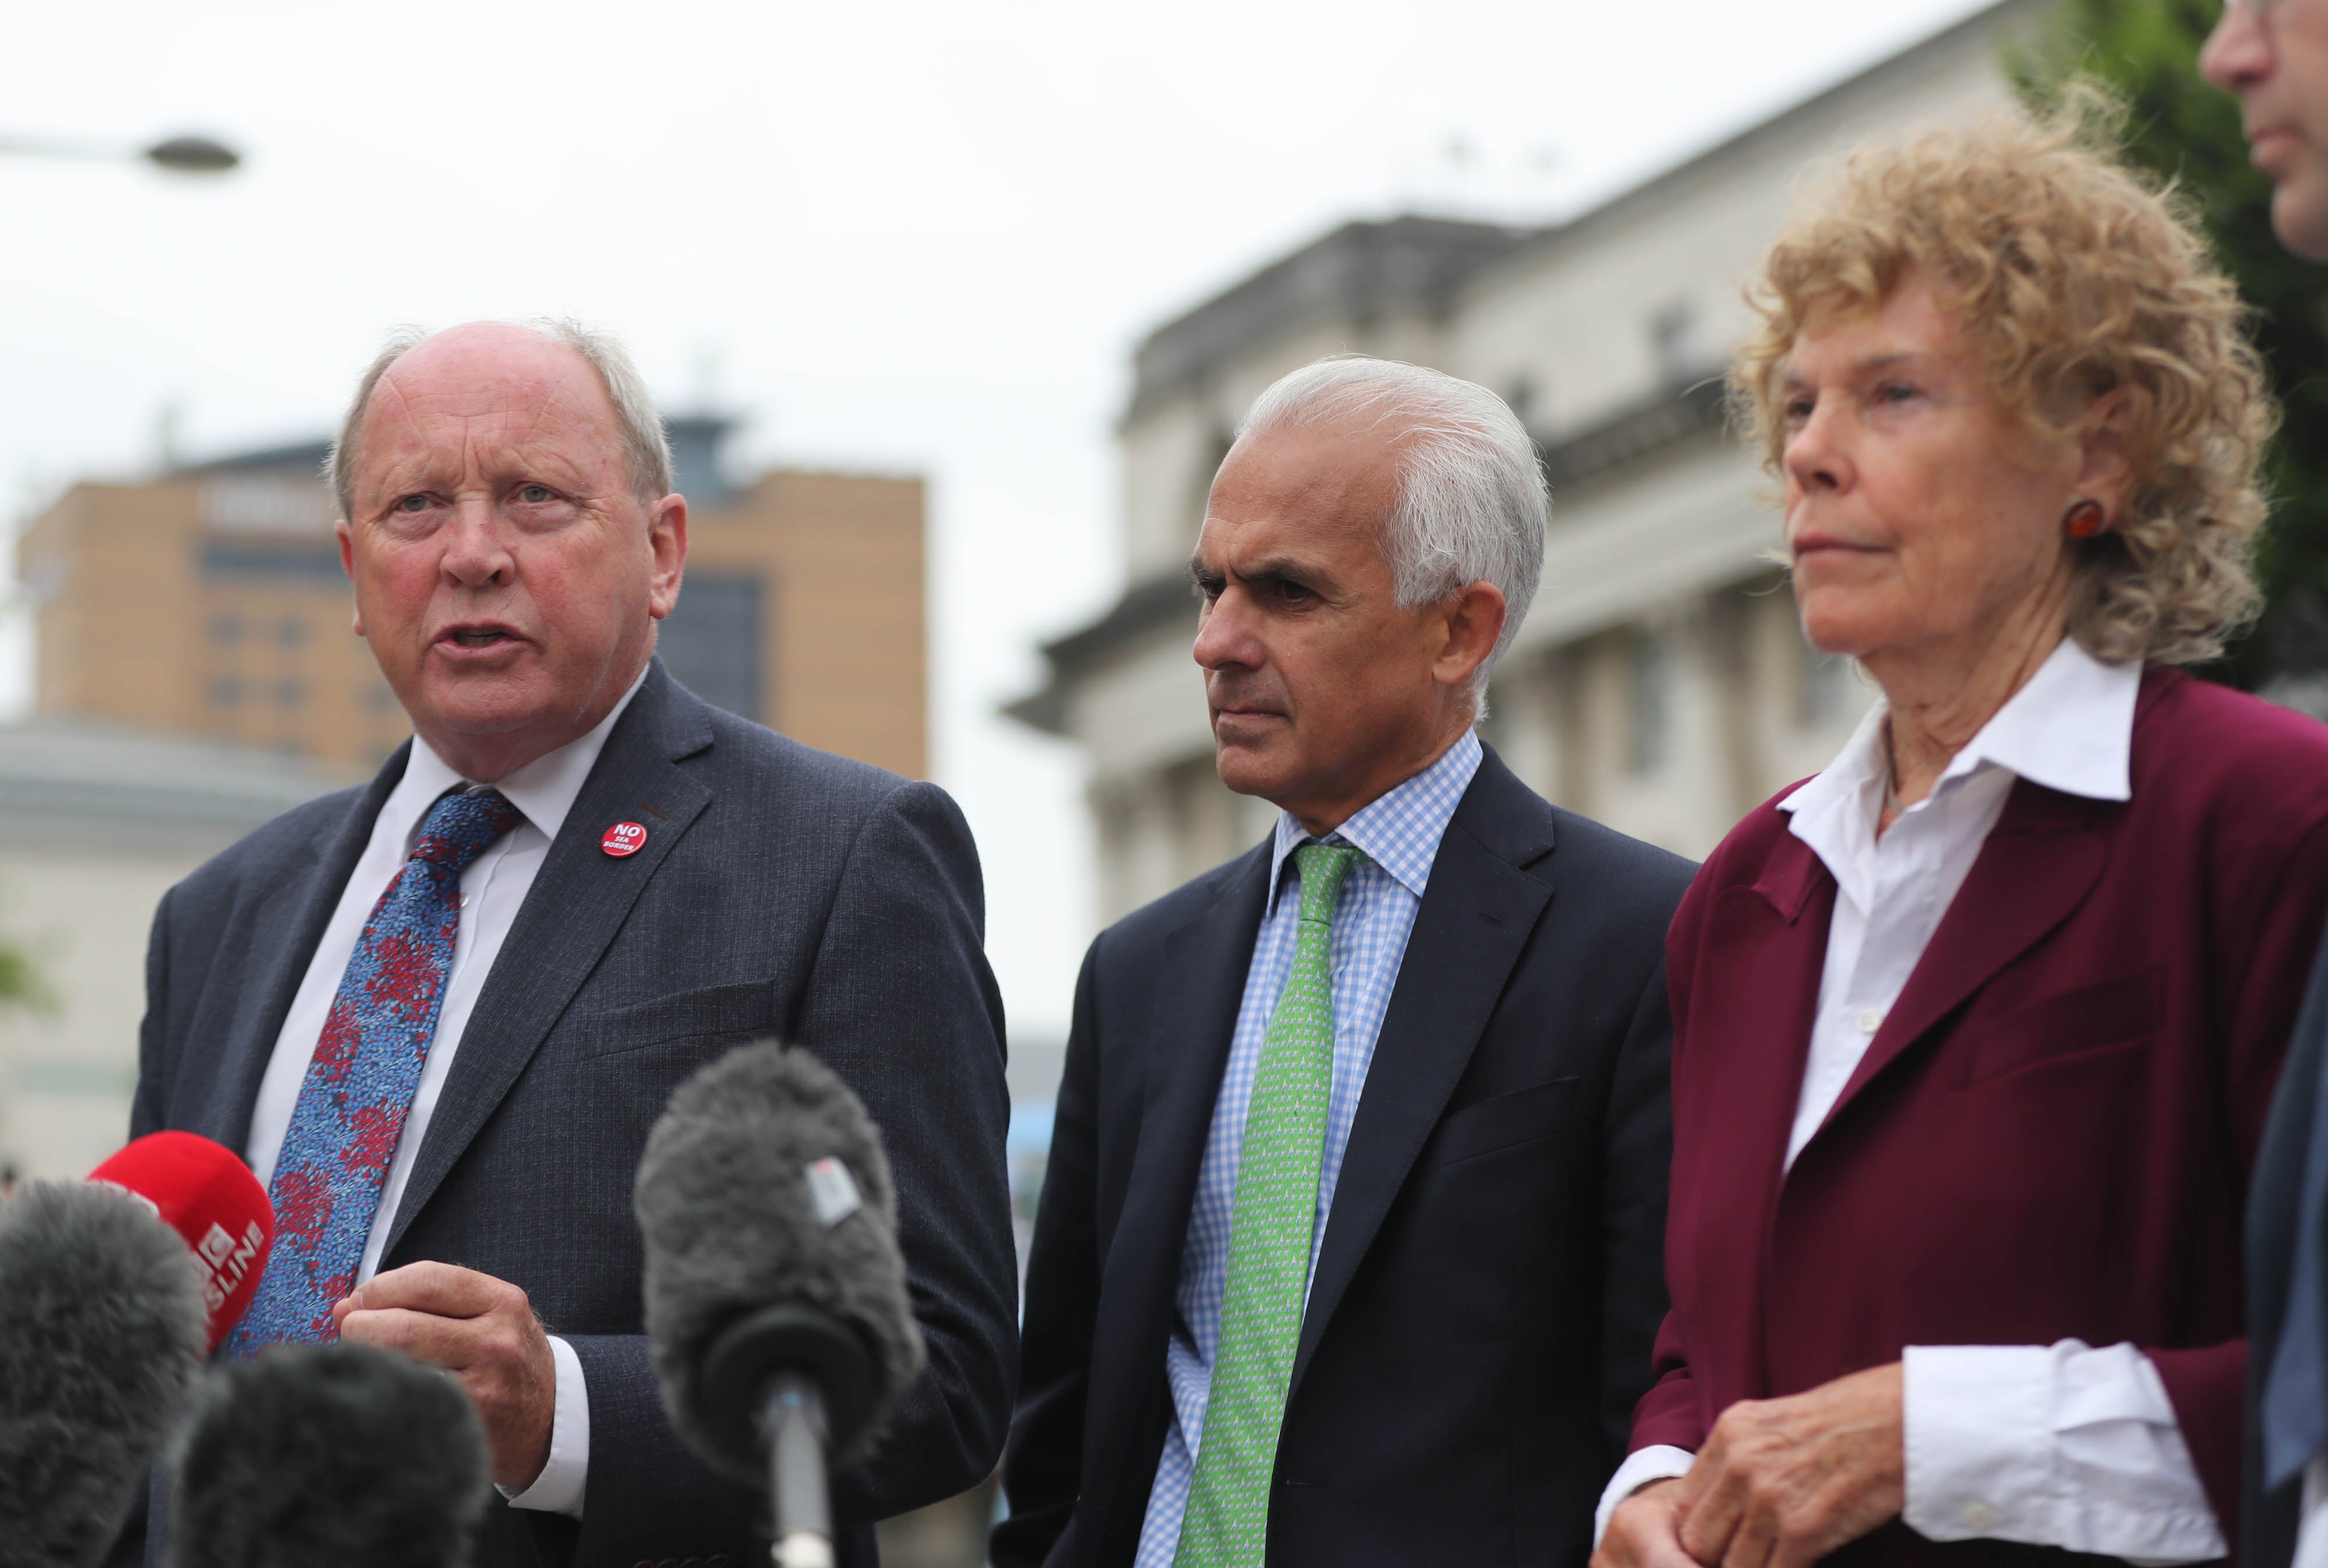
[19, 416, 927, 778]
[1011, 2, 2033, 921]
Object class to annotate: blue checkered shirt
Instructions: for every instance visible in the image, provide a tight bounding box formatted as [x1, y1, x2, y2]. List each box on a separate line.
[1134, 731, 1483, 1567]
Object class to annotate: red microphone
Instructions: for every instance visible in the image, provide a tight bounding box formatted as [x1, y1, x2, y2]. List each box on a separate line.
[88, 1132, 274, 1353]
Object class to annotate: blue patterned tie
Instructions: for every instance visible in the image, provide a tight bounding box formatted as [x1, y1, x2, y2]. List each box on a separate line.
[228, 786, 523, 1354]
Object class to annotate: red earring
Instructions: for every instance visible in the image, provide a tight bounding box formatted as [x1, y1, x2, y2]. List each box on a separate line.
[2065, 499, 2106, 539]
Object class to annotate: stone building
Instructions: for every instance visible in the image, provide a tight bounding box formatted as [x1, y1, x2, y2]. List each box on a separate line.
[1012, 0, 2037, 921]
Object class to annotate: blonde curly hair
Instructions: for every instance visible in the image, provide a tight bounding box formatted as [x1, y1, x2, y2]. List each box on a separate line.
[1733, 91, 2274, 666]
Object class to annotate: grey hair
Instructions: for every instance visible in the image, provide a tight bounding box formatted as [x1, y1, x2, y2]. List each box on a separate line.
[325, 317, 676, 520]
[1236, 355, 1548, 696]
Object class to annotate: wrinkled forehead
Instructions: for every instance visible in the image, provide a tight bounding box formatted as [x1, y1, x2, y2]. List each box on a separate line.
[356, 335, 623, 486]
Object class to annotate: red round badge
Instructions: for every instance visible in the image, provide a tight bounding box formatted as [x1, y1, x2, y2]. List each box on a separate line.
[601, 821, 647, 858]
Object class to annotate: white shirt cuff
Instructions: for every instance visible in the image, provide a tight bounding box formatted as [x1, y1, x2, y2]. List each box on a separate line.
[1594, 1445, 1695, 1548]
[1903, 1340, 2224, 1563]
[496, 1333, 589, 1517]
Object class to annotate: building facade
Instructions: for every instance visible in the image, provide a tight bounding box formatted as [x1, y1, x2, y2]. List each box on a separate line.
[0, 722, 356, 1181]
[1012, 0, 2038, 922]
[20, 415, 929, 778]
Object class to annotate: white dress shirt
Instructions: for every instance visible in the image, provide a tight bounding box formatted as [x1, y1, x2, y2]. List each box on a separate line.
[244, 669, 645, 1519]
[1595, 638, 2226, 1563]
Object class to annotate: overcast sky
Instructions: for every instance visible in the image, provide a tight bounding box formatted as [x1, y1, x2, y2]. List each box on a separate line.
[0, 0, 1994, 1046]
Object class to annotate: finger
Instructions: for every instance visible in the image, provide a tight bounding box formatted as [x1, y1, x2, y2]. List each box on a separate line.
[1719, 1493, 1781, 1568]
[348, 1260, 506, 1318]
[338, 1306, 491, 1370]
[1677, 1461, 1746, 1565]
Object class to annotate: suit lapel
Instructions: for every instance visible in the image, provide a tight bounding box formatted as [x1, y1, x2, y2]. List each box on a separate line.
[382, 666, 715, 1258]
[178, 748, 408, 1154]
[1087, 846, 1269, 1532]
[1684, 829, 1834, 1397]
[1289, 754, 1556, 1396]
[1818, 779, 2109, 1132]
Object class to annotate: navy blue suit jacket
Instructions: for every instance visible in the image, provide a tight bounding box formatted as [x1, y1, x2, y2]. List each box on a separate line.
[995, 746, 1691, 1567]
[128, 661, 1017, 1568]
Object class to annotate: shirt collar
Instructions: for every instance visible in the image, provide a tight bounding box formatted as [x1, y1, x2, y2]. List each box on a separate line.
[1266, 729, 1484, 909]
[1779, 636, 2140, 825]
[386, 664, 651, 849]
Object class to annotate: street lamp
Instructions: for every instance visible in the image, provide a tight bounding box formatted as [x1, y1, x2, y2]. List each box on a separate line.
[0, 130, 242, 175]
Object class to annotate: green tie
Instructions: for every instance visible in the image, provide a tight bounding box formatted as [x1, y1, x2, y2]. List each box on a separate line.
[1176, 842, 1362, 1568]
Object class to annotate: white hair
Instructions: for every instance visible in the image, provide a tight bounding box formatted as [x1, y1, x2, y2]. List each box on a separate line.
[326, 317, 675, 520]
[1236, 354, 1548, 696]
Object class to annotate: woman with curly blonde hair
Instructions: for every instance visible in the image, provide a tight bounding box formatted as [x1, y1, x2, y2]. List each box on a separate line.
[1595, 99, 2328, 1568]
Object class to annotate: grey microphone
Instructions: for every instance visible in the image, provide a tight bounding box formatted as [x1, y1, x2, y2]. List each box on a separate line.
[635, 1040, 925, 1568]
[166, 1342, 490, 1568]
[0, 1180, 207, 1568]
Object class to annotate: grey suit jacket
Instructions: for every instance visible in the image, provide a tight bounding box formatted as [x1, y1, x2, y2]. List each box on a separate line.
[129, 661, 1017, 1568]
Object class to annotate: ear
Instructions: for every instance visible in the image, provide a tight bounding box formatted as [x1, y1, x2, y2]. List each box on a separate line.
[646, 494, 689, 622]
[335, 519, 365, 637]
[1432, 580, 1509, 693]
[2072, 387, 2137, 522]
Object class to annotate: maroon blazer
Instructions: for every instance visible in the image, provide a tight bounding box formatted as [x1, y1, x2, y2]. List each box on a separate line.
[1636, 668, 2328, 1565]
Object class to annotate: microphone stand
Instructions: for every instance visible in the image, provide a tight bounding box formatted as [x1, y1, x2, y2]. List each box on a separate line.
[760, 1372, 833, 1568]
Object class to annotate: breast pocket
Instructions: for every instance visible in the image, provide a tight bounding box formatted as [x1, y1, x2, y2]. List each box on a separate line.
[565, 981, 779, 1062]
[1418, 1077, 1578, 1169]
[1961, 965, 2163, 1086]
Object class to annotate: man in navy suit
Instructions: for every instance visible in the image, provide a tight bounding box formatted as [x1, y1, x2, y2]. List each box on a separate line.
[994, 356, 1691, 1567]
[2204, 8, 2328, 1567]
[125, 320, 1015, 1567]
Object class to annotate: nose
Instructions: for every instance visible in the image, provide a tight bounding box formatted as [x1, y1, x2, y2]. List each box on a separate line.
[1782, 399, 1854, 499]
[1192, 587, 1259, 675]
[2201, 1, 2271, 91]
[439, 498, 515, 589]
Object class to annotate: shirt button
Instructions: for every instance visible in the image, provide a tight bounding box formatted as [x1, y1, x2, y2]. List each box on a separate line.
[459, 893, 472, 909]
[1964, 1500, 1998, 1532]
[1854, 1007, 1884, 1034]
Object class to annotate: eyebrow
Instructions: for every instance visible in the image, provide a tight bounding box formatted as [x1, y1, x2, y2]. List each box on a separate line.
[1783, 350, 1930, 386]
[1188, 555, 1338, 597]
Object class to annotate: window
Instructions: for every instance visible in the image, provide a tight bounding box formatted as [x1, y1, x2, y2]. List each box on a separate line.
[208, 675, 243, 707]
[274, 679, 306, 710]
[1628, 630, 1670, 774]
[207, 613, 244, 647]
[276, 618, 307, 648]
[656, 572, 765, 722]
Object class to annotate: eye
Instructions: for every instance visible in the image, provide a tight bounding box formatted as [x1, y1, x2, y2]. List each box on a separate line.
[1874, 380, 1918, 405]
[1783, 394, 1815, 426]
[1273, 579, 1316, 604]
[395, 493, 430, 512]
[517, 484, 557, 504]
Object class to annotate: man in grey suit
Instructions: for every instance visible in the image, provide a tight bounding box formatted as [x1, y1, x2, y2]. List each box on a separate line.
[123, 320, 1016, 1567]
[2204, 9, 2328, 1567]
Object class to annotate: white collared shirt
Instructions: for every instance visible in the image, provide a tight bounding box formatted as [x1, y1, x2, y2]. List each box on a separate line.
[1595, 638, 2226, 1563]
[243, 667, 646, 1519]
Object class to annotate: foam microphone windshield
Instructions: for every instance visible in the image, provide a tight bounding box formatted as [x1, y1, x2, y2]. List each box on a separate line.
[0, 1181, 207, 1568]
[636, 1038, 924, 1480]
[89, 1132, 274, 1353]
[167, 1342, 491, 1568]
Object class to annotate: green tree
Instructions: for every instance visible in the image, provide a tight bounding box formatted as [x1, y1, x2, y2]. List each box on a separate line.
[0, 941, 37, 1009]
[2017, 0, 2328, 690]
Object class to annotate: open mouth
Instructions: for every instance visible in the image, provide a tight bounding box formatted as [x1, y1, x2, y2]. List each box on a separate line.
[439, 625, 520, 651]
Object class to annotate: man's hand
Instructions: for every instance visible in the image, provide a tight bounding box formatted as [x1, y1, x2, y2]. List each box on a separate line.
[332, 1261, 556, 1491]
[1594, 1479, 1697, 1568]
[1673, 1362, 1905, 1568]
